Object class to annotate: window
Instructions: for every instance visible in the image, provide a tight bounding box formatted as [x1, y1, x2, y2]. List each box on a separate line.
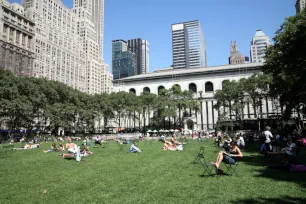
[143, 87, 150, 93]
[189, 83, 197, 93]
[205, 82, 214, 92]
[129, 88, 136, 94]
[222, 80, 229, 89]
[158, 86, 165, 95]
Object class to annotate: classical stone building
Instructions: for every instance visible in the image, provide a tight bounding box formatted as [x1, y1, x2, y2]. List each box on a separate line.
[229, 41, 248, 65]
[0, 0, 35, 76]
[113, 63, 282, 131]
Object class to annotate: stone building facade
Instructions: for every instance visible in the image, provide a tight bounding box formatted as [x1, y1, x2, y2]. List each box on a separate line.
[113, 63, 284, 131]
[0, 0, 35, 76]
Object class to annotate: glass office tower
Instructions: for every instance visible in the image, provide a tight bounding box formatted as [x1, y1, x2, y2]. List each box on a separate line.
[112, 40, 137, 80]
[172, 20, 207, 69]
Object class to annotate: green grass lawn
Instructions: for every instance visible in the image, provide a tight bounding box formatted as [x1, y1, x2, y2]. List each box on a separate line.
[0, 140, 306, 204]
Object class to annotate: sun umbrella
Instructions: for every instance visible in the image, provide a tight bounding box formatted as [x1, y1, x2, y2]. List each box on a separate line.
[159, 130, 164, 132]
[147, 130, 152, 132]
[170, 129, 174, 132]
[153, 130, 158, 133]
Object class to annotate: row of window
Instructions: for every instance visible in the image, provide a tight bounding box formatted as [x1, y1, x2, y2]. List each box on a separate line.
[129, 82, 216, 95]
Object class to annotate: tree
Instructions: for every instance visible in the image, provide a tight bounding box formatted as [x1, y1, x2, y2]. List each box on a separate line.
[214, 80, 244, 130]
[240, 74, 271, 119]
[264, 10, 306, 123]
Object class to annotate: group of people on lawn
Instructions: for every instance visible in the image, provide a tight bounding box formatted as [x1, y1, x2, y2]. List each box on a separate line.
[160, 134, 185, 151]
[263, 126, 299, 163]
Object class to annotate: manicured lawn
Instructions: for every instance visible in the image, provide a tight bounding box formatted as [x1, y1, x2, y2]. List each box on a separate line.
[0, 140, 306, 204]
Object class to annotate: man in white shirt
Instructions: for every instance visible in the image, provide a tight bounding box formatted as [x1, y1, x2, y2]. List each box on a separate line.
[264, 126, 273, 152]
[237, 135, 245, 148]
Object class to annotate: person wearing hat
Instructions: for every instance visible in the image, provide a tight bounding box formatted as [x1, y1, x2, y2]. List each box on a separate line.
[264, 126, 273, 152]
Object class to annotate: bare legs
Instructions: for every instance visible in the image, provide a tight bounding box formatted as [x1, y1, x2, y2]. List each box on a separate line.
[212, 151, 224, 169]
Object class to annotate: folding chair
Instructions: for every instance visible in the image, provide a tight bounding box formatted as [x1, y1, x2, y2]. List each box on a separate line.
[191, 147, 214, 176]
[223, 159, 239, 176]
[117, 143, 124, 152]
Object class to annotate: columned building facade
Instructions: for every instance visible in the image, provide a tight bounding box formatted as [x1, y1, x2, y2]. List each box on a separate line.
[0, 0, 35, 76]
[113, 63, 281, 131]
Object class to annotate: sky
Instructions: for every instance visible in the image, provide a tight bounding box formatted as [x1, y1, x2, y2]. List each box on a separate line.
[9, 0, 296, 72]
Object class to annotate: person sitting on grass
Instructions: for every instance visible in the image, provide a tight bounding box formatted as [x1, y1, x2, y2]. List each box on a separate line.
[171, 135, 185, 145]
[222, 136, 232, 151]
[66, 139, 76, 150]
[13, 143, 40, 150]
[80, 146, 93, 156]
[61, 146, 79, 159]
[163, 140, 177, 151]
[43, 143, 57, 153]
[128, 142, 141, 153]
[211, 141, 243, 174]
[57, 143, 65, 152]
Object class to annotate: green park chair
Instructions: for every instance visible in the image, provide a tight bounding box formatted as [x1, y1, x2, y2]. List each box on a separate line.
[191, 146, 214, 176]
[223, 159, 240, 176]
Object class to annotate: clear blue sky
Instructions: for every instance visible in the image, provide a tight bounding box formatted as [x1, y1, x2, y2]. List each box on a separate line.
[10, 0, 295, 72]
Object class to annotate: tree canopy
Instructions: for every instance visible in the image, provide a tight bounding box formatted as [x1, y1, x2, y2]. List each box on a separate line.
[0, 70, 199, 136]
[264, 10, 306, 119]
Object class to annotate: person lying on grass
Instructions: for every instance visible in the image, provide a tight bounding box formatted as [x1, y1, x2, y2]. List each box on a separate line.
[13, 143, 40, 150]
[211, 141, 243, 174]
[43, 143, 57, 153]
[128, 142, 141, 153]
[266, 138, 297, 163]
[163, 140, 177, 151]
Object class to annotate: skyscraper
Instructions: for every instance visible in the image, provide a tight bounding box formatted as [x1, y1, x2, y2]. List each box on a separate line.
[229, 41, 248, 65]
[73, 0, 106, 94]
[172, 20, 207, 69]
[296, 0, 306, 14]
[112, 40, 137, 80]
[22, 0, 87, 92]
[0, 0, 35, 76]
[127, 38, 149, 74]
[20, 0, 111, 94]
[250, 30, 271, 63]
[92, 0, 104, 57]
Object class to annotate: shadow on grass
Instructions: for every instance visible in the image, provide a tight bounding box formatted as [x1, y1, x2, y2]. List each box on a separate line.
[241, 143, 306, 189]
[230, 196, 306, 204]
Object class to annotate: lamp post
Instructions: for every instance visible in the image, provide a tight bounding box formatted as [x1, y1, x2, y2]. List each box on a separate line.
[198, 91, 204, 130]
